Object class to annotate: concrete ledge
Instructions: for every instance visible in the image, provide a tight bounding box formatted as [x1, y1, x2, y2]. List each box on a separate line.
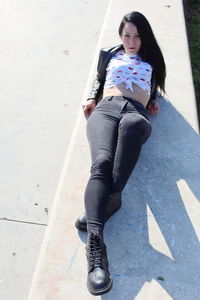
[28, 1, 200, 299]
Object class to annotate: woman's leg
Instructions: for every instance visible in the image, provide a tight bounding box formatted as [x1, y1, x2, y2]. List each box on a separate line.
[85, 99, 120, 295]
[84, 98, 151, 295]
[111, 111, 151, 192]
[84, 99, 120, 233]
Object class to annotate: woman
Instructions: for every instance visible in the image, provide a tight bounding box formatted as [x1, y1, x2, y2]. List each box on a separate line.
[75, 11, 166, 295]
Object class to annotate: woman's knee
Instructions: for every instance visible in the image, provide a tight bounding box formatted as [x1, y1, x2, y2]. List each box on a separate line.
[120, 114, 151, 139]
[90, 154, 113, 178]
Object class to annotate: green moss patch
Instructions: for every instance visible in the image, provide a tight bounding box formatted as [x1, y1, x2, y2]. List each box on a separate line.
[183, 0, 200, 126]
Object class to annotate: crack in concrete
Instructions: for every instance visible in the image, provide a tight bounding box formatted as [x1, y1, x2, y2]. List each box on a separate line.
[0, 217, 47, 226]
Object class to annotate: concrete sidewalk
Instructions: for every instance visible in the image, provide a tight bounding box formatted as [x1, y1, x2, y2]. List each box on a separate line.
[0, 1, 109, 299]
[27, 0, 200, 299]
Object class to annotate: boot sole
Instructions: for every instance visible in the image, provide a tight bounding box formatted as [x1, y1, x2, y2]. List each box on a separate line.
[87, 277, 113, 296]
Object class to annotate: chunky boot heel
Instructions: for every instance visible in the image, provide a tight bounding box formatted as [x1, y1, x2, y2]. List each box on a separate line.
[86, 232, 112, 295]
[75, 192, 122, 232]
[75, 212, 87, 231]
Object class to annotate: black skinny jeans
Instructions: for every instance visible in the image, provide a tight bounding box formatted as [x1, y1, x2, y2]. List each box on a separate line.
[85, 96, 152, 233]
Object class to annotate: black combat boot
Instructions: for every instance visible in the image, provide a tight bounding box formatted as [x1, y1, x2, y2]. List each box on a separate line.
[75, 192, 122, 232]
[86, 232, 112, 295]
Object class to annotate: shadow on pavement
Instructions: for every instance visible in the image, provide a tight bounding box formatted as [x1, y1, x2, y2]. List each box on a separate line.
[78, 96, 200, 299]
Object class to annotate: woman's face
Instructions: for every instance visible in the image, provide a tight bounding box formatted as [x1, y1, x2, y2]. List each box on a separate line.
[120, 22, 141, 55]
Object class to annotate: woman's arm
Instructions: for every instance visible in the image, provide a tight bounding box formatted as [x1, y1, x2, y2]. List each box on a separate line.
[147, 71, 160, 115]
[82, 46, 120, 118]
[82, 49, 106, 118]
[87, 49, 106, 101]
[87, 74, 104, 101]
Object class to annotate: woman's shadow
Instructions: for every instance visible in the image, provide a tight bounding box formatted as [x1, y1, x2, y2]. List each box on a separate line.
[79, 96, 200, 299]
[104, 96, 200, 300]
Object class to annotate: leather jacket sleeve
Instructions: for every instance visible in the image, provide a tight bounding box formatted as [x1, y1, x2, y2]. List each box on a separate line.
[87, 74, 104, 102]
[87, 46, 122, 102]
[149, 72, 156, 102]
[87, 49, 107, 102]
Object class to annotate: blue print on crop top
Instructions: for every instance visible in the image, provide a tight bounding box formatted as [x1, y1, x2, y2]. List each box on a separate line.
[104, 50, 153, 95]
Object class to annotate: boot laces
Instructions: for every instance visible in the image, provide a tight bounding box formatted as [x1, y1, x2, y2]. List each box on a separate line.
[89, 233, 104, 268]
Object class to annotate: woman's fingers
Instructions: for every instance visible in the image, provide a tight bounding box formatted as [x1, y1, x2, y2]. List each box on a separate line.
[147, 100, 160, 115]
[82, 101, 96, 118]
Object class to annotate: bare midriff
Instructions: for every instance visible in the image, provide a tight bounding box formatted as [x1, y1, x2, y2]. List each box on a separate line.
[103, 82, 150, 108]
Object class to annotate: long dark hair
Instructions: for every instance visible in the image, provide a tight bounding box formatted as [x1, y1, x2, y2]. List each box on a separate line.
[119, 11, 166, 99]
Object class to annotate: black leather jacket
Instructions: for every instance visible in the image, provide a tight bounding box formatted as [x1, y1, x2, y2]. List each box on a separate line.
[88, 44, 156, 105]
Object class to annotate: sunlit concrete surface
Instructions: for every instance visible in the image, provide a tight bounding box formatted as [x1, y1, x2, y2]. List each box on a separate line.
[0, 0, 109, 299]
[2, 0, 200, 299]
[28, 0, 200, 299]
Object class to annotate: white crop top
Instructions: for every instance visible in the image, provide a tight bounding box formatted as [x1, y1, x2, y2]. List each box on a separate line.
[104, 50, 153, 95]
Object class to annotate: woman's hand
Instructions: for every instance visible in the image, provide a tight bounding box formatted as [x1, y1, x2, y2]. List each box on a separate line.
[82, 99, 96, 119]
[147, 100, 160, 115]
